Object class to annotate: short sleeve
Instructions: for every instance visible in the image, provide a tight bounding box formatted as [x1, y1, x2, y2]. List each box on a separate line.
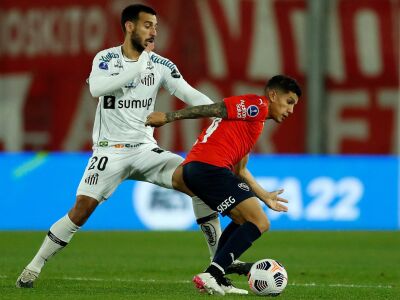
[223, 94, 268, 121]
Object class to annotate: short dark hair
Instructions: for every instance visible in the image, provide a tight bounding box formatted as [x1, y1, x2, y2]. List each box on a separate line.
[266, 75, 302, 97]
[121, 4, 157, 33]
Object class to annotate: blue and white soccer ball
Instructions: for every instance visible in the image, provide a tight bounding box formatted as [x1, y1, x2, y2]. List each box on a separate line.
[248, 259, 288, 296]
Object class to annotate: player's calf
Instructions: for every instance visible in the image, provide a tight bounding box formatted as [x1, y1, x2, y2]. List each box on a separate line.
[231, 197, 270, 233]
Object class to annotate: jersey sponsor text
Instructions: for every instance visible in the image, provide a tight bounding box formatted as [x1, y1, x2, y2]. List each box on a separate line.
[117, 98, 153, 110]
[217, 196, 236, 213]
[99, 52, 119, 62]
[236, 99, 247, 119]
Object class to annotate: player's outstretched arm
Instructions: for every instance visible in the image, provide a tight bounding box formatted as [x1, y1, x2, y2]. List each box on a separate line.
[145, 102, 227, 127]
[173, 80, 214, 106]
[234, 156, 289, 213]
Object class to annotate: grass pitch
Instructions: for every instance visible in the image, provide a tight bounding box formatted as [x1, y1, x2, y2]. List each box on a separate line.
[0, 231, 399, 299]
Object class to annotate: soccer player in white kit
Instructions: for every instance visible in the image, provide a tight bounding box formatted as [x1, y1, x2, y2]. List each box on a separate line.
[16, 4, 250, 290]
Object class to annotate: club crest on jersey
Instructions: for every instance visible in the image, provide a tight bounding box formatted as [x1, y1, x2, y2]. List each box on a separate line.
[99, 62, 108, 70]
[85, 173, 99, 185]
[141, 73, 155, 86]
[247, 105, 259, 117]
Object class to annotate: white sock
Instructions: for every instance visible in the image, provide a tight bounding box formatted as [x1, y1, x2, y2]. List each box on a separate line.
[192, 196, 222, 261]
[26, 215, 80, 273]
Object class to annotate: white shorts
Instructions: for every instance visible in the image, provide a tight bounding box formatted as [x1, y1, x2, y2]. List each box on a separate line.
[76, 143, 184, 202]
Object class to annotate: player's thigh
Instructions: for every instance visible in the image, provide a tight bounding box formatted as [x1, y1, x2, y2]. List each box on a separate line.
[229, 197, 270, 233]
[171, 165, 194, 196]
[182, 162, 255, 215]
[129, 144, 184, 189]
[76, 149, 131, 202]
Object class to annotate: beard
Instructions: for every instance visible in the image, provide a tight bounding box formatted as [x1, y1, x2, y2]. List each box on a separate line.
[130, 31, 145, 52]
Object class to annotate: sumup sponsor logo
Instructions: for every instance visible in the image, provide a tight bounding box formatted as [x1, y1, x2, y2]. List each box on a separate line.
[103, 96, 116, 109]
[217, 196, 236, 213]
[117, 98, 153, 110]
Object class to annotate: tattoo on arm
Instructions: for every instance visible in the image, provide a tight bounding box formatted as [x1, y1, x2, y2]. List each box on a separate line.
[165, 102, 227, 122]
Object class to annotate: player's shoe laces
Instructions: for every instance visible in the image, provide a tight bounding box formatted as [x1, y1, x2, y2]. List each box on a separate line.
[192, 273, 225, 295]
[215, 274, 248, 295]
[225, 260, 254, 276]
[16, 268, 39, 288]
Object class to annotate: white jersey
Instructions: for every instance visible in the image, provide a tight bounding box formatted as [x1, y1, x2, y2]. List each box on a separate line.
[88, 45, 212, 147]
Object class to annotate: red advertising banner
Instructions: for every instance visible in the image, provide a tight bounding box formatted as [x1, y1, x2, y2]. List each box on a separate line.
[0, 0, 398, 153]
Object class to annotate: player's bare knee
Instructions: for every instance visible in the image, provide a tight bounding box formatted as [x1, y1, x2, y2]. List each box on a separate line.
[229, 210, 246, 224]
[230, 214, 244, 225]
[249, 214, 270, 233]
[257, 217, 270, 233]
[172, 166, 194, 196]
[68, 195, 98, 226]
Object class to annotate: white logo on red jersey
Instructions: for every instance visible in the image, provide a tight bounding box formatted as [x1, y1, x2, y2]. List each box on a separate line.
[236, 99, 247, 119]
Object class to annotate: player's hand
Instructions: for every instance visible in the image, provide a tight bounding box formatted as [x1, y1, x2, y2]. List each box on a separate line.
[263, 189, 288, 212]
[138, 42, 154, 71]
[138, 42, 155, 72]
[145, 112, 168, 127]
[145, 41, 155, 53]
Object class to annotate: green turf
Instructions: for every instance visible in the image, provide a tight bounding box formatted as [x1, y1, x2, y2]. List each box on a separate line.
[0, 231, 399, 299]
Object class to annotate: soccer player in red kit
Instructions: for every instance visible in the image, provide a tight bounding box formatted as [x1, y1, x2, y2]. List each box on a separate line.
[146, 75, 301, 295]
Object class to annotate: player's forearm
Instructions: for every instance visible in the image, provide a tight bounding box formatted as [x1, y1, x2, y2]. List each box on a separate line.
[89, 71, 140, 97]
[165, 102, 227, 122]
[173, 80, 214, 106]
[239, 168, 270, 201]
[89, 52, 149, 97]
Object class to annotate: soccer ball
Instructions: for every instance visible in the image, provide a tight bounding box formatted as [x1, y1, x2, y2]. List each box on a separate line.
[248, 259, 288, 296]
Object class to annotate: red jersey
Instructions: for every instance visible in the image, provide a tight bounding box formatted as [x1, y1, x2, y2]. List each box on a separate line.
[183, 94, 268, 170]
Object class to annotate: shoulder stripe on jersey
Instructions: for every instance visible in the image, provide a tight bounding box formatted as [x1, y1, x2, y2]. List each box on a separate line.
[150, 55, 176, 72]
